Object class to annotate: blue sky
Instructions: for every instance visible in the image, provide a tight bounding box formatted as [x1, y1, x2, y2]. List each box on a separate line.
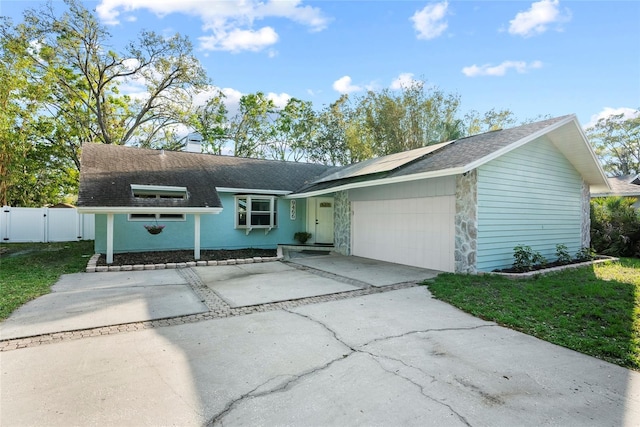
[3, 0, 639, 128]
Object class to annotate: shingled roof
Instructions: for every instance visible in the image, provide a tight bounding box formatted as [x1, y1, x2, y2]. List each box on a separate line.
[292, 115, 610, 196]
[592, 175, 640, 198]
[78, 144, 336, 210]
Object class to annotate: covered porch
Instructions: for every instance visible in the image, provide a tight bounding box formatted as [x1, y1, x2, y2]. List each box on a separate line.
[77, 208, 222, 264]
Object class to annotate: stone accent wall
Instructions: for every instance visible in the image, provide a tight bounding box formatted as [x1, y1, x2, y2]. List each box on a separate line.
[581, 180, 591, 249]
[455, 171, 478, 273]
[333, 191, 351, 255]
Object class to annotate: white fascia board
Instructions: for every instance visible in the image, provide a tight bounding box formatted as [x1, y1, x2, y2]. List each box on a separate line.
[77, 207, 223, 214]
[462, 115, 577, 173]
[287, 167, 465, 199]
[571, 119, 611, 190]
[215, 187, 292, 195]
[130, 184, 188, 193]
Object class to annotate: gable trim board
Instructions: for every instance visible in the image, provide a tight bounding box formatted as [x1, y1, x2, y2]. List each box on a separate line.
[78, 114, 609, 273]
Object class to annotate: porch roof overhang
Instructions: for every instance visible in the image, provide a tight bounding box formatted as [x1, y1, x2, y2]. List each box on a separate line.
[76, 206, 223, 214]
[215, 187, 292, 195]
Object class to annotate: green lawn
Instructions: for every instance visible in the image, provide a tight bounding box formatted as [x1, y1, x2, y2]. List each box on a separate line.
[0, 241, 94, 321]
[427, 258, 640, 371]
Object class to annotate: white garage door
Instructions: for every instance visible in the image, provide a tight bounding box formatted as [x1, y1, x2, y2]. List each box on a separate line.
[351, 196, 455, 272]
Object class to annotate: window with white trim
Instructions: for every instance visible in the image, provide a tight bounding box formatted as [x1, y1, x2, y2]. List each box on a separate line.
[131, 184, 188, 200]
[235, 195, 277, 231]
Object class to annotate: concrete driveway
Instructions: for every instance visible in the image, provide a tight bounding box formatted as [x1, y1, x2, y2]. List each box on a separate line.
[1, 255, 639, 426]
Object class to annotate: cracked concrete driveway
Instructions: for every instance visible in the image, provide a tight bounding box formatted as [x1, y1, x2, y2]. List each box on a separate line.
[1, 255, 639, 426]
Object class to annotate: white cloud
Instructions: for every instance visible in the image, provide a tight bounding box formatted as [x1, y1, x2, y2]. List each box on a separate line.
[333, 76, 362, 94]
[96, 0, 329, 52]
[462, 60, 543, 77]
[586, 107, 640, 128]
[390, 73, 419, 90]
[267, 92, 292, 108]
[508, 0, 571, 37]
[410, 1, 449, 40]
[200, 27, 278, 53]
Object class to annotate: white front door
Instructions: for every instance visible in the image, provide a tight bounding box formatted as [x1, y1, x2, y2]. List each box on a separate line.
[313, 197, 334, 244]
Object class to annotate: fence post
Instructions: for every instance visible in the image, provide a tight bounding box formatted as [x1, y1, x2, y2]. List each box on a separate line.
[42, 207, 49, 243]
[1, 206, 10, 241]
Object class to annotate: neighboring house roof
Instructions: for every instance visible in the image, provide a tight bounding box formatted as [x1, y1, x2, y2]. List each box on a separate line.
[292, 115, 610, 197]
[591, 175, 640, 198]
[77, 144, 336, 213]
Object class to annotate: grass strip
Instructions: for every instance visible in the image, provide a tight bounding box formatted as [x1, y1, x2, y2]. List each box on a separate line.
[0, 241, 94, 321]
[427, 258, 640, 371]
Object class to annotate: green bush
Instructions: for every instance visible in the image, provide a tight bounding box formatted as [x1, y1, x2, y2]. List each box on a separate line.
[555, 244, 572, 265]
[513, 245, 547, 272]
[591, 197, 640, 258]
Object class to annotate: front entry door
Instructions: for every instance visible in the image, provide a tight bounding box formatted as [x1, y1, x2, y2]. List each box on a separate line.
[314, 197, 334, 244]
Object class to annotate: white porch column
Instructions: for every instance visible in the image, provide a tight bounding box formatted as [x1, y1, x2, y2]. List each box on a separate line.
[194, 213, 201, 260]
[106, 213, 114, 264]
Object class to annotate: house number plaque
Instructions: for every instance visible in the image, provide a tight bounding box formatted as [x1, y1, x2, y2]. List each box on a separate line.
[290, 200, 296, 220]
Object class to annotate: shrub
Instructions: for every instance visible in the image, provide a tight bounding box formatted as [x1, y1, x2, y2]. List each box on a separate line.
[555, 244, 572, 265]
[575, 247, 595, 262]
[513, 245, 546, 272]
[293, 231, 312, 244]
[591, 197, 640, 258]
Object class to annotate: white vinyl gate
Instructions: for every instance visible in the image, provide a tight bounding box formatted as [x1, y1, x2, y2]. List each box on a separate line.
[1, 206, 95, 243]
[351, 196, 455, 272]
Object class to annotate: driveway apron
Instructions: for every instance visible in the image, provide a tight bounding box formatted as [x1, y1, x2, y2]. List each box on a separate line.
[1, 256, 638, 426]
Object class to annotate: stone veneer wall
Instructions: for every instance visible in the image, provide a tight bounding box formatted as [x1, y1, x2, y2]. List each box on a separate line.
[581, 180, 591, 250]
[333, 191, 351, 255]
[455, 171, 478, 273]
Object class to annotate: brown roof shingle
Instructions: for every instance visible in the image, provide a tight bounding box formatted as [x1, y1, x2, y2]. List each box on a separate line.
[78, 144, 336, 208]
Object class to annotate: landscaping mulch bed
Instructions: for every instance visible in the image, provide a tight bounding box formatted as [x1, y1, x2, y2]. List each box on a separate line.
[96, 248, 277, 266]
[493, 258, 592, 274]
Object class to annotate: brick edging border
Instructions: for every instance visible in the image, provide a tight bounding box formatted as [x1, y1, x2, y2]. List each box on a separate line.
[85, 254, 284, 273]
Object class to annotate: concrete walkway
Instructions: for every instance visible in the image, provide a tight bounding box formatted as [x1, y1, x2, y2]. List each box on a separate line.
[1, 256, 639, 426]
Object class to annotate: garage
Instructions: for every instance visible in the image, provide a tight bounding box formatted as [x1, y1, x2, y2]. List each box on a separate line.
[351, 196, 456, 272]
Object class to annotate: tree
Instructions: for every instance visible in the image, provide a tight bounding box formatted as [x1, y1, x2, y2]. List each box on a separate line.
[266, 98, 316, 161]
[0, 17, 76, 206]
[6, 0, 209, 152]
[587, 111, 640, 176]
[226, 92, 276, 158]
[191, 90, 229, 155]
[308, 95, 352, 165]
[0, 0, 210, 205]
[463, 108, 518, 136]
[338, 79, 462, 159]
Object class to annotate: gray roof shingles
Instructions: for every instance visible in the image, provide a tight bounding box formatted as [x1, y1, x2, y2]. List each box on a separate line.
[597, 175, 640, 197]
[78, 144, 336, 208]
[295, 115, 572, 194]
[79, 116, 577, 206]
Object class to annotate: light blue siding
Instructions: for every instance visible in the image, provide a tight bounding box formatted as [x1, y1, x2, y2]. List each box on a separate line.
[349, 176, 455, 201]
[94, 193, 307, 254]
[476, 136, 584, 271]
